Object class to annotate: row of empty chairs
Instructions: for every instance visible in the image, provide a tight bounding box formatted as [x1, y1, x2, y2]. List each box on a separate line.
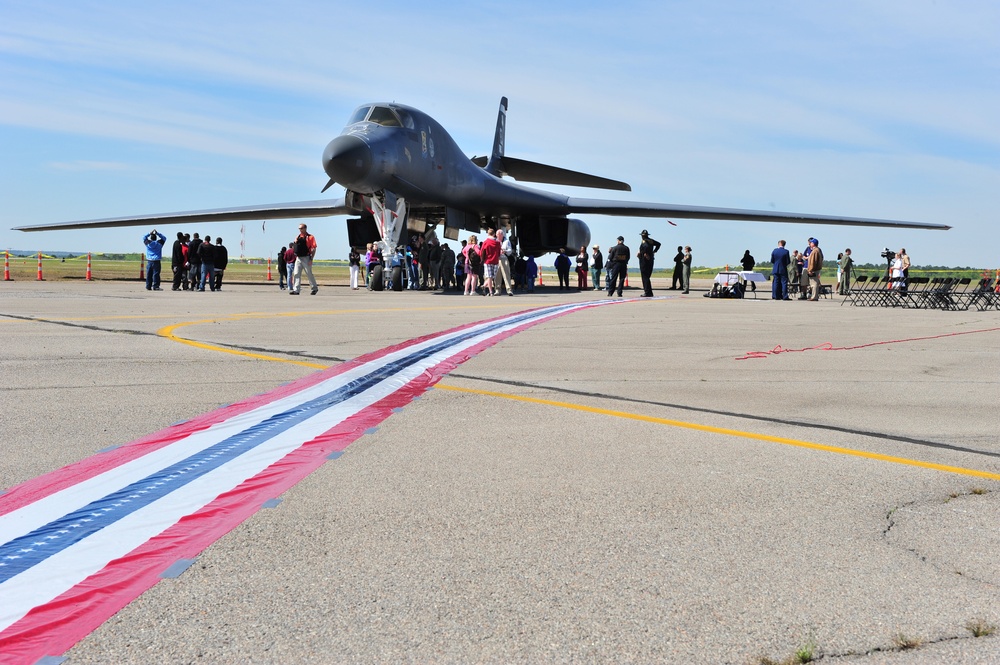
[842, 275, 999, 310]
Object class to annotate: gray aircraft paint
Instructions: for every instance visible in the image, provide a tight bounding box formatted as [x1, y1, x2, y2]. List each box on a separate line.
[15, 97, 948, 258]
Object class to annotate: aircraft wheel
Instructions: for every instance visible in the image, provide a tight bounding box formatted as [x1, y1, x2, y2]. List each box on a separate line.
[391, 266, 403, 291]
[371, 264, 384, 291]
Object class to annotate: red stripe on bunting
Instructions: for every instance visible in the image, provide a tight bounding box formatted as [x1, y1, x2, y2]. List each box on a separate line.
[0, 312, 503, 516]
[0, 302, 614, 664]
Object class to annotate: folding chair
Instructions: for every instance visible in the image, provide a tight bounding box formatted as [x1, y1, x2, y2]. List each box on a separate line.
[883, 276, 910, 308]
[911, 277, 942, 309]
[857, 275, 887, 307]
[991, 280, 1000, 311]
[982, 278, 999, 311]
[867, 276, 896, 307]
[924, 277, 957, 309]
[969, 278, 999, 311]
[841, 275, 868, 306]
[963, 278, 991, 311]
[899, 276, 929, 309]
[942, 278, 972, 311]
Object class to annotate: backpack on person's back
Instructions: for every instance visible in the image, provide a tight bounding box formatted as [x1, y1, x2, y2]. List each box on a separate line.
[295, 235, 310, 257]
[467, 246, 481, 268]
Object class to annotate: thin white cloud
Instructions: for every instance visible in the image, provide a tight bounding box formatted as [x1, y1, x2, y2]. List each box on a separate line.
[48, 160, 132, 172]
[0, 0, 997, 266]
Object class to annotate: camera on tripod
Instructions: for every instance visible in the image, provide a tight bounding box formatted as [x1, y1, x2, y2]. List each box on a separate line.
[880, 248, 896, 261]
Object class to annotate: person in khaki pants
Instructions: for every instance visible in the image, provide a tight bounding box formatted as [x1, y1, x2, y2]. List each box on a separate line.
[806, 238, 824, 301]
[290, 223, 319, 295]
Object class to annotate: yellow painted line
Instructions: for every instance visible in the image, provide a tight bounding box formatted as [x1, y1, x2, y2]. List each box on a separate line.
[154, 303, 518, 369]
[158, 318, 328, 369]
[434, 384, 1000, 482]
[153, 310, 999, 483]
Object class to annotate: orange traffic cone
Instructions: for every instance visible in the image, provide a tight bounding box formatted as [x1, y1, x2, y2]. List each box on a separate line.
[139, 255, 145, 280]
[538, 268, 544, 286]
[624, 272, 629, 287]
[267, 257, 273, 281]
[3, 251, 11, 281]
[36, 252, 44, 281]
[86, 253, 93, 281]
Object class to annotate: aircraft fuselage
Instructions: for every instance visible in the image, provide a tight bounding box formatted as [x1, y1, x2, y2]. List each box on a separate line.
[323, 104, 573, 219]
[14, 96, 948, 257]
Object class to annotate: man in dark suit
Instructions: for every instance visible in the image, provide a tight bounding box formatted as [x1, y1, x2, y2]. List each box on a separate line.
[671, 246, 684, 289]
[770, 239, 791, 300]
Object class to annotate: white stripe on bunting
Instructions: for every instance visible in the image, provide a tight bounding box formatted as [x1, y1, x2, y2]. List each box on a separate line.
[0, 299, 626, 663]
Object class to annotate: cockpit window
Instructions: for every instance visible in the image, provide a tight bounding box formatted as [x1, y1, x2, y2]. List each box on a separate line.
[348, 106, 371, 125]
[367, 106, 402, 127]
[394, 108, 415, 130]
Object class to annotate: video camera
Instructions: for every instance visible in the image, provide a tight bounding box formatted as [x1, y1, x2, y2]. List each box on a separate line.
[880, 248, 896, 261]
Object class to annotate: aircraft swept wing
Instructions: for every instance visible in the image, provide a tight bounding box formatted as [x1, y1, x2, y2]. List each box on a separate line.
[14, 96, 949, 263]
[561, 199, 944, 229]
[14, 199, 355, 232]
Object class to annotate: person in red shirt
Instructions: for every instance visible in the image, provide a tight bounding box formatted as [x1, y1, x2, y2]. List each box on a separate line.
[290, 224, 319, 295]
[479, 228, 502, 296]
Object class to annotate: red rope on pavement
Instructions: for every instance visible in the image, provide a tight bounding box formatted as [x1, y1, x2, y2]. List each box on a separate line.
[735, 327, 1000, 360]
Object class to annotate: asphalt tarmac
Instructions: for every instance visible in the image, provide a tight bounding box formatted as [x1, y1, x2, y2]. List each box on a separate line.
[2, 278, 998, 664]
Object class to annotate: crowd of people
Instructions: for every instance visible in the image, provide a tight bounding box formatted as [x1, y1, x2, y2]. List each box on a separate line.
[348, 228, 539, 295]
[145, 224, 317, 295]
[767, 238, 874, 301]
[347, 228, 687, 298]
[142, 229, 229, 292]
[145, 226, 690, 298]
[146, 224, 888, 302]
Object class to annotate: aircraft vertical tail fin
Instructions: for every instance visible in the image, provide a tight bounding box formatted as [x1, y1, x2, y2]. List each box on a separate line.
[483, 96, 508, 176]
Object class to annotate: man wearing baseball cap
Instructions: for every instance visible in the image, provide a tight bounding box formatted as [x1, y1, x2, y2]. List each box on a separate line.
[805, 237, 824, 301]
[606, 235, 630, 297]
[797, 238, 814, 299]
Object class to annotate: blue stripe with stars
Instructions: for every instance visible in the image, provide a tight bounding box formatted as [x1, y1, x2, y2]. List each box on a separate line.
[0, 302, 583, 581]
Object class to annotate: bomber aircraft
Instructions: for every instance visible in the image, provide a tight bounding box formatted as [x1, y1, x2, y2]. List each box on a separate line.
[15, 96, 948, 290]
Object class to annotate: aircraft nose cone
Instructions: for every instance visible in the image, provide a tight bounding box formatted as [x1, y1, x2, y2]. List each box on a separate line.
[323, 134, 372, 187]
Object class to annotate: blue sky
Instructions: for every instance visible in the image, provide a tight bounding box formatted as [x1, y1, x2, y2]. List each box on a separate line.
[2, 0, 998, 268]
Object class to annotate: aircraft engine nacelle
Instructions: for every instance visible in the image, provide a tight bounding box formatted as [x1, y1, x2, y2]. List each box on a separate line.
[517, 216, 592, 257]
[564, 217, 592, 254]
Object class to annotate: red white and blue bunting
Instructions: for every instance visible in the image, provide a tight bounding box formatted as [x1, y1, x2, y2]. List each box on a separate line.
[0, 299, 621, 663]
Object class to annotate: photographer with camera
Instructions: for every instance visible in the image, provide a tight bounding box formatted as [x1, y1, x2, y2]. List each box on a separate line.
[886, 248, 906, 292]
[142, 229, 166, 291]
[881, 247, 906, 292]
